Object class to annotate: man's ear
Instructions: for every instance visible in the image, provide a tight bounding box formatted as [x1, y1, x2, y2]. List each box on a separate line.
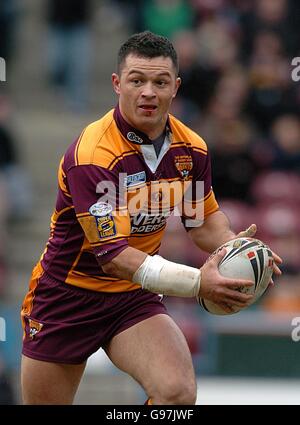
[112, 73, 121, 95]
[172, 77, 181, 98]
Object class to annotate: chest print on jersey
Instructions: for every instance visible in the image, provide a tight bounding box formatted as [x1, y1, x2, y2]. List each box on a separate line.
[174, 155, 193, 180]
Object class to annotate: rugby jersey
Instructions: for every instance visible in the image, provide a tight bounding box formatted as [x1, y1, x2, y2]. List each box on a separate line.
[37, 105, 219, 292]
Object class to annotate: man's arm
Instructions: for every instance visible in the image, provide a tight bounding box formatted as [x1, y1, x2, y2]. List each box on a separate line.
[102, 245, 254, 312]
[102, 247, 147, 281]
[102, 211, 237, 281]
[188, 210, 235, 253]
[188, 210, 256, 253]
[188, 209, 282, 285]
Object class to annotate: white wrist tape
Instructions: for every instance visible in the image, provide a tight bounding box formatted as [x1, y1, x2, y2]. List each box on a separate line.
[132, 255, 201, 297]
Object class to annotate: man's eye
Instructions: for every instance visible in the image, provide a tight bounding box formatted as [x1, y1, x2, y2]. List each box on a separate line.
[157, 81, 167, 86]
[132, 79, 141, 85]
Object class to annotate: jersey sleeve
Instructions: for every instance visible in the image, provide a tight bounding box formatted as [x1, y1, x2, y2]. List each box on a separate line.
[67, 164, 130, 265]
[181, 150, 219, 231]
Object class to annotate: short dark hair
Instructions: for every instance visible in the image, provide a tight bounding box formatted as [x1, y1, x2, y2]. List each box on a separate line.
[117, 31, 179, 74]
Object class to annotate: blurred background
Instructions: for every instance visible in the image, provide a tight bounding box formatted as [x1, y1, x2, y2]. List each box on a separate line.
[0, 0, 300, 405]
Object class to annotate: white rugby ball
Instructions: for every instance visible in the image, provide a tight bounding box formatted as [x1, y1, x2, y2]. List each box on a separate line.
[198, 238, 274, 315]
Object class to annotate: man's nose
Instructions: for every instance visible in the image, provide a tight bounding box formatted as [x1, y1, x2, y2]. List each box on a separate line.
[141, 82, 156, 98]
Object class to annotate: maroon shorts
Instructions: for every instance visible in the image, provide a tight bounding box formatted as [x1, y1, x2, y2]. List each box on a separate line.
[21, 271, 168, 364]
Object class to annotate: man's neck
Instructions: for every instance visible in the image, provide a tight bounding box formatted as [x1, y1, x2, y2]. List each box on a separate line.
[144, 124, 166, 141]
[119, 107, 167, 140]
[114, 104, 171, 147]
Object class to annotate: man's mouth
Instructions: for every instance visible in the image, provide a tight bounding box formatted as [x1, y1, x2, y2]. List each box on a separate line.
[139, 105, 158, 111]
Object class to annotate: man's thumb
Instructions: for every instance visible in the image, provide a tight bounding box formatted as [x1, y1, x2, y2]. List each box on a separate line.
[238, 223, 257, 238]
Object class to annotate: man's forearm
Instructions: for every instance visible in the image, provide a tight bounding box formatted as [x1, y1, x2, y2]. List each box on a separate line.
[188, 210, 236, 253]
[102, 212, 235, 279]
[102, 246, 201, 297]
[102, 247, 148, 281]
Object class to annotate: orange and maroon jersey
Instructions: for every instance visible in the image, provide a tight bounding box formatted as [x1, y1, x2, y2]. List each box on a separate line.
[38, 106, 219, 292]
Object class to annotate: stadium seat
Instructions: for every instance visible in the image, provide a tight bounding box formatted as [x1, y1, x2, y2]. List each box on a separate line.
[218, 199, 255, 233]
[264, 234, 300, 273]
[254, 203, 300, 239]
[262, 275, 300, 313]
[251, 171, 300, 205]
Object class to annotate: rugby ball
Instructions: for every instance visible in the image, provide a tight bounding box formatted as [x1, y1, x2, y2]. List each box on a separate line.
[198, 238, 274, 315]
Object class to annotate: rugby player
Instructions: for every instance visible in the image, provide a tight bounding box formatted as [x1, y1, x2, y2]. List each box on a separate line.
[21, 31, 282, 405]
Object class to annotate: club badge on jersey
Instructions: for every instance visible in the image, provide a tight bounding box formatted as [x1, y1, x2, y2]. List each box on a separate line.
[28, 319, 43, 339]
[174, 155, 193, 180]
[89, 202, 117, 239]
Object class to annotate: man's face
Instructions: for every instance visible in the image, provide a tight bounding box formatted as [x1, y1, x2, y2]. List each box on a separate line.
[112, 54, 181, 138]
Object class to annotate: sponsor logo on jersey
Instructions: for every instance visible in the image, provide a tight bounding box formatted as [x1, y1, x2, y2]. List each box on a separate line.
[28, 319, 43, 339]
[124, 171, 146, 188]
[127, 132, 144, 144]
[95, 215, 116, 239]
[174, 155, 193, 180]
[89, 202, 116, 239]
[89, 202, 113, 217]
[131, 212, 170, 234]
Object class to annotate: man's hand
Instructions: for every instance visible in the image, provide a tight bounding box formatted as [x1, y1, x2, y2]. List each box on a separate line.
[198, 248, 254, 313]
[235, 223, 283, 286]
[268, 251, 283, 287]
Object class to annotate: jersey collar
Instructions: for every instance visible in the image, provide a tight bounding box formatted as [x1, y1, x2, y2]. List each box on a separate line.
[113, 104, 171, 146]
